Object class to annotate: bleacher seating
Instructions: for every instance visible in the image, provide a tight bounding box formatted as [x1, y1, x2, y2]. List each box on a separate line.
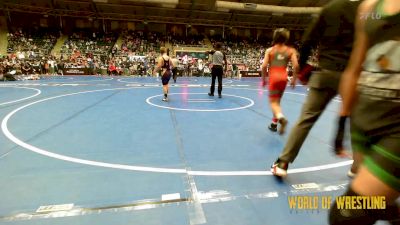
[60, 30, 117, 56]
[7, 28, 58, 59]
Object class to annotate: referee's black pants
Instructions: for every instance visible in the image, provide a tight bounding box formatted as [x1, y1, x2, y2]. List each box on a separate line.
[172, 68, 178, 82]
[210, 65, 223, 95]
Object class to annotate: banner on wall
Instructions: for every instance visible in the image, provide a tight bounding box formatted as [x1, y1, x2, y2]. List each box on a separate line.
[175, 51, 208, 59]
[63, 68, 89, 75]
[240, 70, 262, 77]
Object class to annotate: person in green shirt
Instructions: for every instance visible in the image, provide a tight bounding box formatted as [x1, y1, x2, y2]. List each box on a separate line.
[329, 0, 400, 224]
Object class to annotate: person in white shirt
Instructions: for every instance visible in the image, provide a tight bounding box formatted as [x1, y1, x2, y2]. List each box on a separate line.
[207, 42, 227, 98]
[197, 58, 204, 76]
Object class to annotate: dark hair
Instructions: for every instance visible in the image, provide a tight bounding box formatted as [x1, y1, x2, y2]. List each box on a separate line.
[273, 28, 290, 44]
[214, 42, 223, 50]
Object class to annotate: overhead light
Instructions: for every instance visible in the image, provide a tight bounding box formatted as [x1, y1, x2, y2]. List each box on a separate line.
[216, 1, 321, 14]
[244, 3, 257, 10]
[124, 0, 178, 3]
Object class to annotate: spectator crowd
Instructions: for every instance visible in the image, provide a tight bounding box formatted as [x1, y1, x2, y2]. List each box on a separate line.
[1, 28, 313, 79]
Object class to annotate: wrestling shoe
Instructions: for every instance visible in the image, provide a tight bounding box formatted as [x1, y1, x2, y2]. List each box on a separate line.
[347, 170, 356, 178]
[268, 123, 277, 132]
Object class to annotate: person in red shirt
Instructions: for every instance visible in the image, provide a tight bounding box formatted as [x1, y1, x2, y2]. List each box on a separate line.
[108, 62, 116, 75]
[261, 28, 298, 134]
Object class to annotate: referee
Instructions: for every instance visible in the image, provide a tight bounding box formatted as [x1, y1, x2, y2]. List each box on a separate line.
[207, 42, 227, 98]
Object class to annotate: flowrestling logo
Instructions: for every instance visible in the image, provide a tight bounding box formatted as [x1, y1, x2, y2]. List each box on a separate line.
[359, 12, 382, 20]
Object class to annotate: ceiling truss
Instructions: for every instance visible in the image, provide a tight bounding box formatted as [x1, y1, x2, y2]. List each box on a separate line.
[0, 0, 324, 30]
